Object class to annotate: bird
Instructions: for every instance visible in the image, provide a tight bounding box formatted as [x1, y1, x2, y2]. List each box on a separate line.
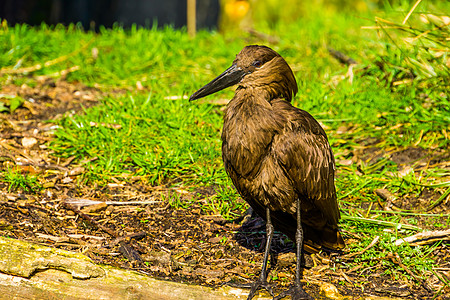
[190, 45, 345, 300]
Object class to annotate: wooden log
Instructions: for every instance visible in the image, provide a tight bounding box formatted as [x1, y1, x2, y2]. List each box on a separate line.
[0, 236, 268, 299]
[0, 237, 408, 300]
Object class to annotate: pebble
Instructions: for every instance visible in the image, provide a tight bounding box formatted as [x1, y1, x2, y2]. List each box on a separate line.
[21, 137, 38, 149]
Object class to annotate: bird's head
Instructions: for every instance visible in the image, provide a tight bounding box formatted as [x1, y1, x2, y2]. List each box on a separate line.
[189, 45, 298, 102]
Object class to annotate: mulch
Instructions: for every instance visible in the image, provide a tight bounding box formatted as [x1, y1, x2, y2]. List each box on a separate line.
[0, 78, 449, 299]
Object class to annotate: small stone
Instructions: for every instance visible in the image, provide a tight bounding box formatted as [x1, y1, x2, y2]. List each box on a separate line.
[61, 177, 73, 184]
[21, 137, 38, 149]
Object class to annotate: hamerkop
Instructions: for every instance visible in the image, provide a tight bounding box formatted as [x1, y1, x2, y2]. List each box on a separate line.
[190, 45, 345, 300]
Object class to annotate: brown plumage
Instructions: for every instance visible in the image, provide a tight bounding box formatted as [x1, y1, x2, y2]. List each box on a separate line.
[190, 45, 345, 300]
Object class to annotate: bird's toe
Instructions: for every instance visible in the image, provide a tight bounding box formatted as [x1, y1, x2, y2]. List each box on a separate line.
[274, 284, 314, 300]
[246, 279, 274, 300]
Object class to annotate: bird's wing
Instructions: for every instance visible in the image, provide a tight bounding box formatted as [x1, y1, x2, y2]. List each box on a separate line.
[272, 104, 339, 226]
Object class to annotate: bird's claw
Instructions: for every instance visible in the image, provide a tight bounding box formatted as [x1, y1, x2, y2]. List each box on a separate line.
[246, 279, 274, 300]
[274, 284, 314, 300]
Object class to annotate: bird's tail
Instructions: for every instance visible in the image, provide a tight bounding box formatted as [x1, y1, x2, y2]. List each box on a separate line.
[303, 224, 346, 253]
[320, 226, 346, 251]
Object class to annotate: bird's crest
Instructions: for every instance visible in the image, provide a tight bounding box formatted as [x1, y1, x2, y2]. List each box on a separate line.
[234, 45, 298, 102]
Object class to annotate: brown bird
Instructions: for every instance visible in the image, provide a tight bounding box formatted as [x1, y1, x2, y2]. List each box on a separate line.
[190, 45, 345, 300]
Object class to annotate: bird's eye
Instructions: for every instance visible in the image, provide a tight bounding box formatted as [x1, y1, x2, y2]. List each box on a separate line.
[252, 60, 262, 68]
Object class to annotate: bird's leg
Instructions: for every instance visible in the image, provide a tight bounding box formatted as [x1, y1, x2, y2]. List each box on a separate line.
[246, 207, 275, 300]
[274, 199, 314, 300]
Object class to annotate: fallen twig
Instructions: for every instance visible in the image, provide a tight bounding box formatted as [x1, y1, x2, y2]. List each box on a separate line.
[327, 47, 358, 65]
[368, 209, 450, 217]
[62, 201, 118, 237]
[65, 197, 162, 208]
[35, 233, 70, 243]
[374, 188, 396, 211]
[110, 232, 147, 246]
[394, 229, 450, 246]
[341, 235, 380, 259]
[67, 234, 106, 241]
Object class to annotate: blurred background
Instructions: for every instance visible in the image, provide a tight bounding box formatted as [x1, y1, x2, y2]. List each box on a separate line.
[0, 0, 219, 30]
[0, 0, 393, 31]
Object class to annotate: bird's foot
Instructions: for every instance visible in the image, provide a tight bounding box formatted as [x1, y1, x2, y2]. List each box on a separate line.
[274, 284, 314, 300]
[246, 279, 274, 300]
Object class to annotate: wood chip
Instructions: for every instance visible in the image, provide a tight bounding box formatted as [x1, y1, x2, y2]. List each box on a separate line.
[81, 202, 108, 214]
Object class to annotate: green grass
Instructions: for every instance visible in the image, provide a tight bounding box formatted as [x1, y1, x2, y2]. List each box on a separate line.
[52, 93, 226, 185]
[1, 167, 42, 192]
[1, 0, 449, 293]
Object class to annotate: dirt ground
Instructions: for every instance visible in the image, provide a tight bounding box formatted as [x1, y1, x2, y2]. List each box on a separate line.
[0, 79, 449, 299]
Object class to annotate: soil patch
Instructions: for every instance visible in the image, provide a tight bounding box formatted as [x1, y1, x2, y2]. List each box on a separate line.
[0, 79, 449, 299]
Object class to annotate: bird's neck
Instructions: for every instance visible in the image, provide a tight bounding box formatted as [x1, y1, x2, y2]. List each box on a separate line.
[223, 87, 285, 141]
[228, 87, 272, 113]
[221, 87, 287, 179]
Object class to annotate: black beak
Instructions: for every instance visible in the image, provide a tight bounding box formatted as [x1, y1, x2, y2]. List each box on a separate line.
[189, 64, 246, 101]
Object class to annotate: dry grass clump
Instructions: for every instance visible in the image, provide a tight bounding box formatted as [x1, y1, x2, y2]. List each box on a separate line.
[365, 0, 449, 91]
